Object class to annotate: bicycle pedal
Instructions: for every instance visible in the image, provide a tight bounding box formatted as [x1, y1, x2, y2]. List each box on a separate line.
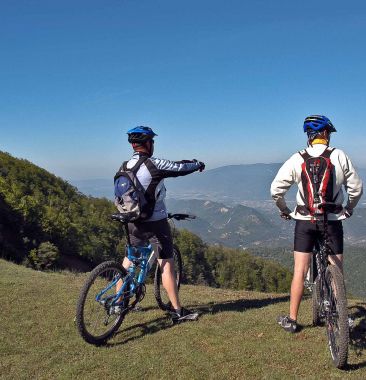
[132, 306, 143, 312]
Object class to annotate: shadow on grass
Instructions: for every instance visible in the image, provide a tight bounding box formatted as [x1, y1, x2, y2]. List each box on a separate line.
[193, 295, 290, 315]
[106, 295, 290, 347]
[346, 302, 366, 370]
[106, 315, 174, 347]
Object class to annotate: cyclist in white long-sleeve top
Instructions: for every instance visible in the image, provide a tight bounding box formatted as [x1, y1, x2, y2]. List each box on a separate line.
[271, 115, 363, 332]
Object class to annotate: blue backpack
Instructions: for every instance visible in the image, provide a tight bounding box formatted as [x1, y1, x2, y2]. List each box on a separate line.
[114, 156, 154, 221]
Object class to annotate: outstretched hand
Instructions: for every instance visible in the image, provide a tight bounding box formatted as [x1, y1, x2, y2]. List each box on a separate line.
[198, 161, 205, 172]
[193, 159, 205, 172]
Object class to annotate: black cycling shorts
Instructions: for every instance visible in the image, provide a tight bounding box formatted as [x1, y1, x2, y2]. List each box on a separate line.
[127, 218, 173, 259]
[294, 220, 343, 255]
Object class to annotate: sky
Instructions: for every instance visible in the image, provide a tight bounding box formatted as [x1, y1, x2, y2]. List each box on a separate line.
[1, 0, 366, 180]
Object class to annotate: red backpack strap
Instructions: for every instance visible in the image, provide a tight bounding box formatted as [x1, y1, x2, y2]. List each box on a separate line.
[298, 149, 311, 161]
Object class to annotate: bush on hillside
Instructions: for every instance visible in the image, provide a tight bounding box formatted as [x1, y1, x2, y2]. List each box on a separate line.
[28, 241, 60, 270]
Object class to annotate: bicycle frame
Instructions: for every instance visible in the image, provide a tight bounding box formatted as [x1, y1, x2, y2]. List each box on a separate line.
[96, 212, 194, 309]
[312, 206, 341, 320]
[76, 212, 193, 345]
[96, 244, 158, 307]
[314, 242, 331, 316]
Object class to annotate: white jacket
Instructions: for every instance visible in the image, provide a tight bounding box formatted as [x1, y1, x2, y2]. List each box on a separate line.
[270, 144, 363, 221]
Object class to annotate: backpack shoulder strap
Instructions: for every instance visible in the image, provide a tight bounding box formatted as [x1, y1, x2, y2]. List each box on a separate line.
[298, 149, 311, 161]
[114, 156, 148, 181]
[320, 147, 335, 159]
[130, 156, 148, 173]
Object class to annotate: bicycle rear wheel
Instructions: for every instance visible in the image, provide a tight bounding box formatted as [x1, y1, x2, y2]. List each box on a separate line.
[76, 261, 130, 345]
[154, 245, 182, 311]
[325, 265, 349, 369]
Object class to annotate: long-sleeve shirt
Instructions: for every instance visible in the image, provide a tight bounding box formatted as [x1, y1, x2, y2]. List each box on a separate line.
[118, 152, 201, 222]
[270, 144, 363, 221]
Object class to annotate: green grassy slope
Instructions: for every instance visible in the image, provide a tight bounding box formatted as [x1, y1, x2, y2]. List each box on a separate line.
[1, 259, 365, 379]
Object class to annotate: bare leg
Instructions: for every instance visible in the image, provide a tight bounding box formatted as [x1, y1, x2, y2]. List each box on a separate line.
[158, 258, 181, 311]
[122, 256, 132, 270]
[289, 251, 311, 321]
[116, 257, 132, 298]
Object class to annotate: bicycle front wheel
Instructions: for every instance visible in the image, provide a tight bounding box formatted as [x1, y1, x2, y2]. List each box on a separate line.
[312, 275, 322, 326]
[154, 245, 182, 311]
[325, 265, 349, 369]
[76, 261, 130, 345]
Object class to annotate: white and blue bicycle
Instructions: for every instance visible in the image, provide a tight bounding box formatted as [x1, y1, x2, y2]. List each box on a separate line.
[76, 212, 195, 345]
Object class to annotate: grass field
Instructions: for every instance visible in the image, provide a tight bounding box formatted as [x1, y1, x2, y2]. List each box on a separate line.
[0, 259, 365, 379]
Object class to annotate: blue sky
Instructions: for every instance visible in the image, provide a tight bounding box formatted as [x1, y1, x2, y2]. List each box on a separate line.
[1, 0, 366, 179]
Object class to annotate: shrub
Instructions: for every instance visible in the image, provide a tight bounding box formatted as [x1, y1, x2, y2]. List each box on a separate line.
[28, 241, 59, 270]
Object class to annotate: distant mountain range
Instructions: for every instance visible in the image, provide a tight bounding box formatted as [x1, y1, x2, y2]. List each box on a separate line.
[166, 198, 290, 248]
[70, 162, 366, 247]
[166, 198, 366, 249]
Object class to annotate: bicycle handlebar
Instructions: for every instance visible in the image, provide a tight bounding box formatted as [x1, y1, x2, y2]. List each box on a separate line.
[167, 213, 196, 221]
[111, 212, 196, 223]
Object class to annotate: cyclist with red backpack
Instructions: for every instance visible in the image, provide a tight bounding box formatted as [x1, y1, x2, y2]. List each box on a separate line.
[270, 115, 363, 332]
[114, 126, 205, 323]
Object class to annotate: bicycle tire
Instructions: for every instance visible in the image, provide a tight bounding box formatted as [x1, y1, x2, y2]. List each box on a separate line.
[312, 275, 321, 326]
[153, 245, 182, 311]
[76, 261, 130, 345]
[325, 265, 349, 369]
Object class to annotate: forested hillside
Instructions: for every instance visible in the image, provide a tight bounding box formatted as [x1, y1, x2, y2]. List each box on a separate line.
[0, 151, 124, 267]
[0, 151, 291, 293]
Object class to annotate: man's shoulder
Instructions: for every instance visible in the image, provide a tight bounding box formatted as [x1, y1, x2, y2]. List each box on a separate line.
[329, 146, 345, 155]
[328, 146, 348, 160]
[287, 151, 304, 163]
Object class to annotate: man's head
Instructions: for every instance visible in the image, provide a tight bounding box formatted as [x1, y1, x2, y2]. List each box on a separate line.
[127, 126, 157, 156]
[303, 115, 336, 145]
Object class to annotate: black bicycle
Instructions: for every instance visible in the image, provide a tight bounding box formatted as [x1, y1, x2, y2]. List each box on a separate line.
[76, 212, 195, 345]
[306, 203, 349, 369]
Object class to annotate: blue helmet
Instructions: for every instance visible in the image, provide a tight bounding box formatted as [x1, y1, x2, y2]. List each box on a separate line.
[303, 115, 336, 134]
[127, 126, 157, 144]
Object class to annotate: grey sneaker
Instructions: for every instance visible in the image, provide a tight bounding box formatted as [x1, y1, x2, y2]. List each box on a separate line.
[277, 315, 297, 333]
[170, 307, 199, 324]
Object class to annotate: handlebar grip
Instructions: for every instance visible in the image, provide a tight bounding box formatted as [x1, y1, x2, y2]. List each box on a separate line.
[168, 213, 196, 221]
